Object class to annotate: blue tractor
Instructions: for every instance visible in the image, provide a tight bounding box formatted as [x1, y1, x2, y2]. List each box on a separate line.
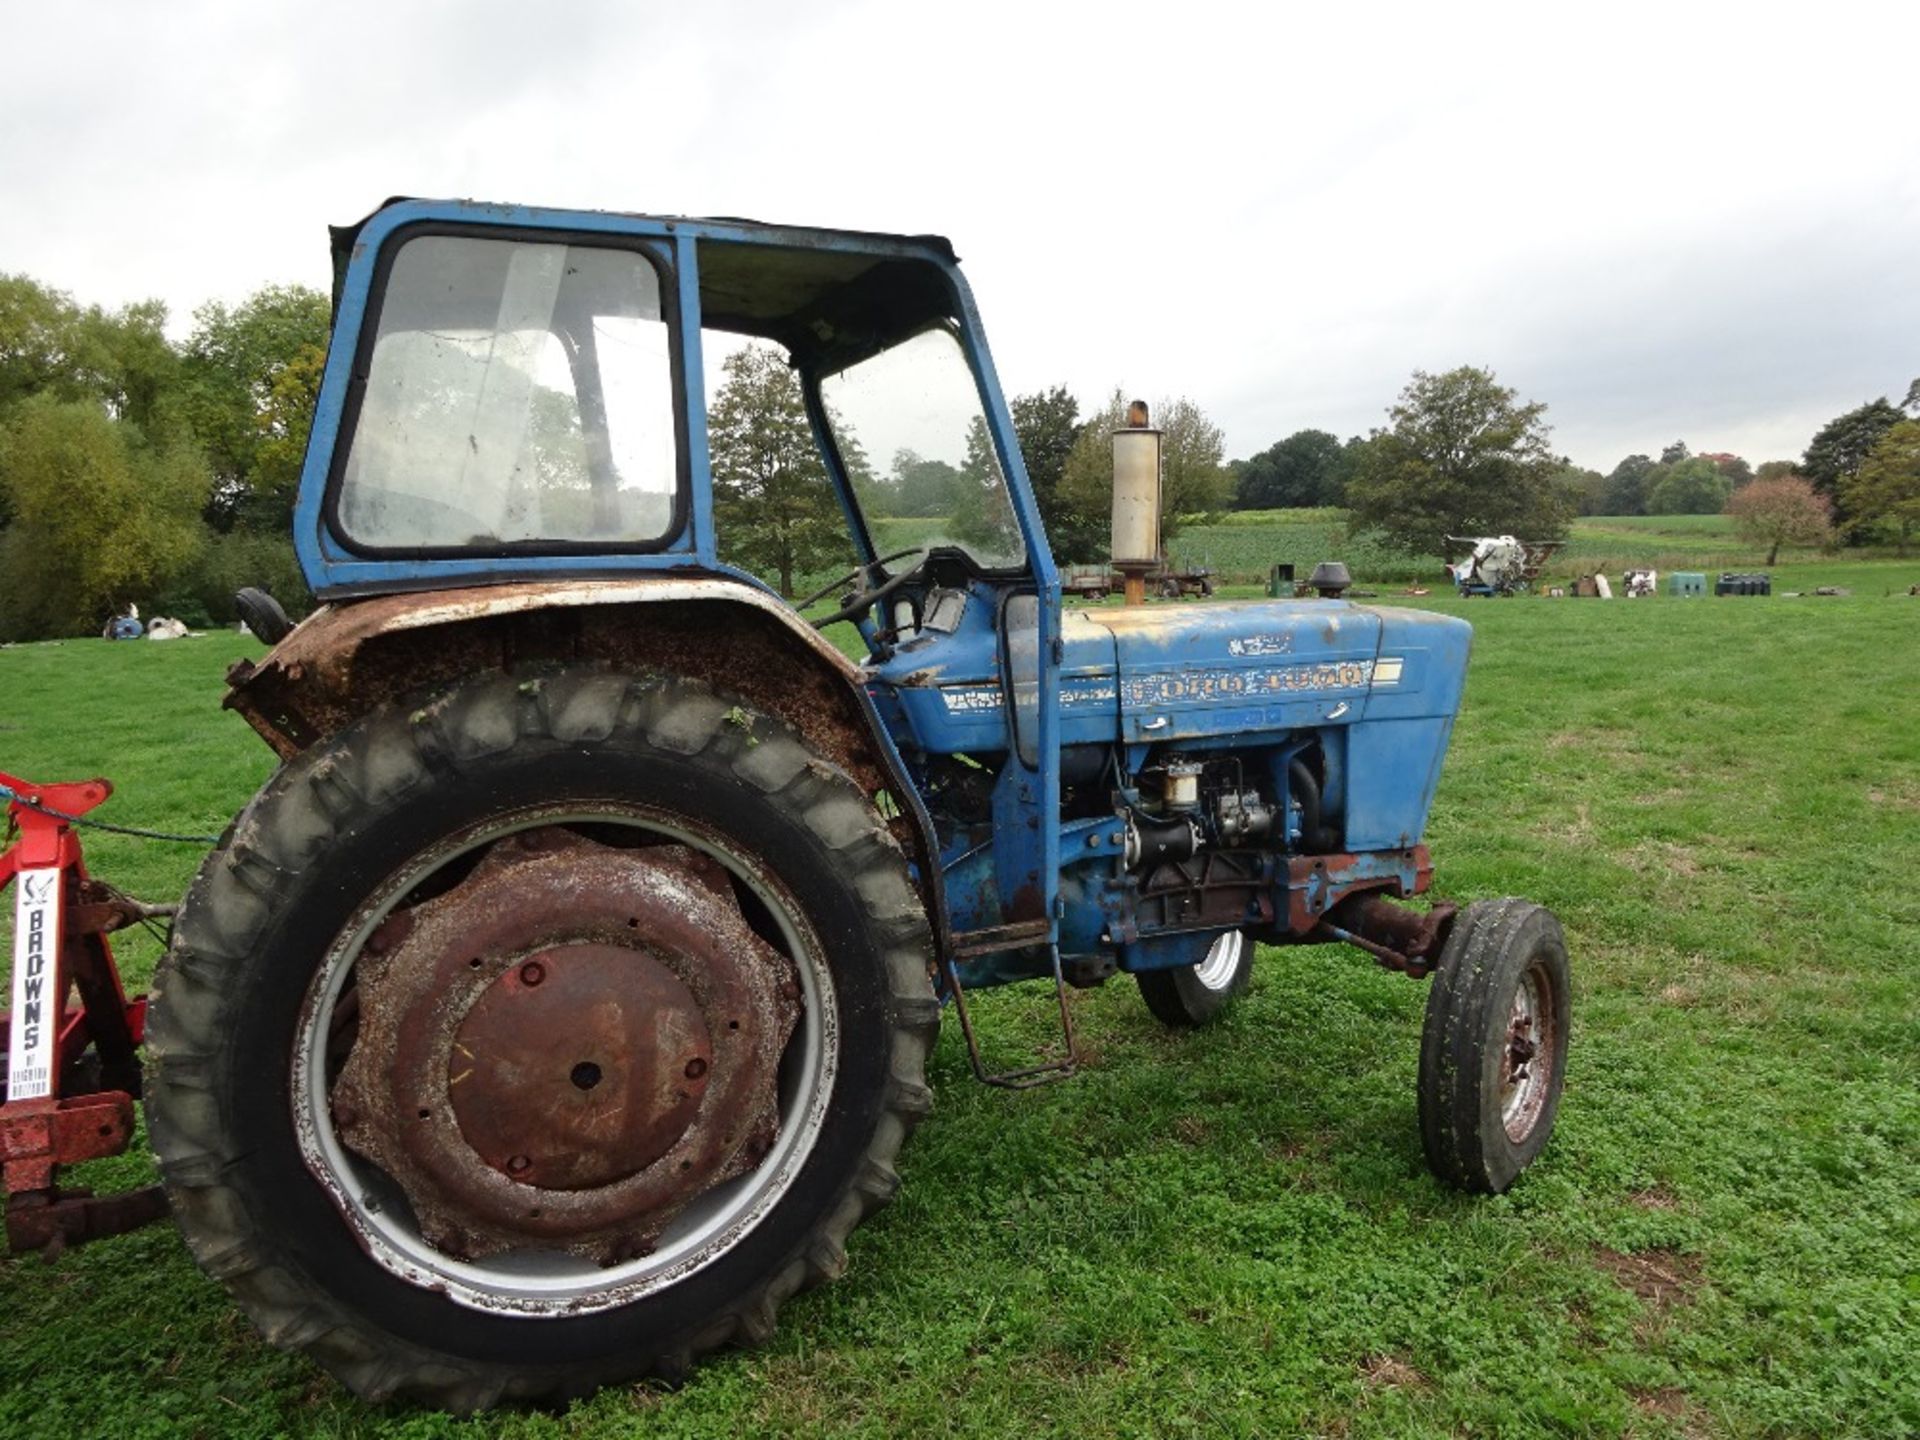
[147, 200, 1571, 1409]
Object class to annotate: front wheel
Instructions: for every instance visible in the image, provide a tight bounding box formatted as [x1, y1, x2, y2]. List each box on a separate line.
[1417, 899, 1570, 1193]
[1135, 930, 1253, 1027]
[146, 667, 938, 1410]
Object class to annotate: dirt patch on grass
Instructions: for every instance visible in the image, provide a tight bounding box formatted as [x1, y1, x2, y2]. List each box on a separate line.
[1547, 729, 1639, 759]
[1533, 800, 1594, 845]
[1630, 1386, 1712, 1438]
[1866, 781, 1920, 812]
[1596, 1247, 1702, 1312]
[1359, 1354, 1429, 1392]
[1628, 1185, 1680, 1211]
[1172, 1114, 1212, 1147]
[1626, 841, 1703, 879]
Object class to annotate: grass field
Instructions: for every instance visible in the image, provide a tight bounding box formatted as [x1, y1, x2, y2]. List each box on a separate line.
[1, 563, 1917, 1437]
[1148, 512, 1913, 592]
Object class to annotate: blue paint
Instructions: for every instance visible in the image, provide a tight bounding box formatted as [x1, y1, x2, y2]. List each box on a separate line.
[291, 199, 1480, 998]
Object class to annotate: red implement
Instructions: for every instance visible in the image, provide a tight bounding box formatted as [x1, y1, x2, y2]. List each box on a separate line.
[1, 772, 167, 1255]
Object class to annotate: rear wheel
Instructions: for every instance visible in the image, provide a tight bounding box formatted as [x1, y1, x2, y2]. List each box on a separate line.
[146, 667, 938, 1410]
[1417, 898, 1569, 1193]
[1135, 930, 1252, 1027]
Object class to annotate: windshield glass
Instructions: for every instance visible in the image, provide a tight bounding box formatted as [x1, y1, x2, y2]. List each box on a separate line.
[819, 327, 1025, 569]
[335, 234, 678, 550]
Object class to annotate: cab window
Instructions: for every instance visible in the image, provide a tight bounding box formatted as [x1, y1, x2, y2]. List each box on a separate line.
[334, 234, 678, 551]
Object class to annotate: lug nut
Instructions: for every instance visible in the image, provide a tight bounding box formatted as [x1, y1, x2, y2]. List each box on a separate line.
[506, 1154, 532, 1176]
[520, 961, 546, 987]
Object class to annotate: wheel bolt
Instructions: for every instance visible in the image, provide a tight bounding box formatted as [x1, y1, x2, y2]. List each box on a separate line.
[520, 961, 546, 987]
[507, 1154, 532, 1175]
[684, 1057, 708, 1080]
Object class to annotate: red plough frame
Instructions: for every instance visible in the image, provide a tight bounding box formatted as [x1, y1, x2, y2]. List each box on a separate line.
[1, 772, 168, 1255]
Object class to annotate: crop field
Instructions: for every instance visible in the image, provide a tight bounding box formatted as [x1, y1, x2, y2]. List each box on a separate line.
[1, 554, 1917, 1438]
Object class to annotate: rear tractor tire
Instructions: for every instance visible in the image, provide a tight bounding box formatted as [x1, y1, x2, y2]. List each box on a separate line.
[145, 666, 939, 1410]
[1417, 898, 1570, 1193]
[1135, 930, 1253, 1027]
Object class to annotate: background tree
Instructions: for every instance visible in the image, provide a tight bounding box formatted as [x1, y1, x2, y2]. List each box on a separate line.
[1702, 452, 1753, 488]
[1802, 398, 1904, 526]
[1008, 385, 1095, 558]
[876, 448, 960, 518]
[0, 396, 205, 638]
[945, 414, 1026, 562]
[1659, 440, 1690, 465]
[1903, 378, 1919, 415]
[1055, 390, 1231, 557]
[1754, 459, 1799, 483]
[1604, 453, 1656, 515]
[707, 344, 848, 595]
[1646, 455, 1734, 514]
[1232, 428, 1348, 509]
[1553, 462, 1610, 515]
[1724, 474, 1832, 563]
[182, 285, 330, 531]
[1346, 366, 1572, 556]
[1840, 420, 1920, 555]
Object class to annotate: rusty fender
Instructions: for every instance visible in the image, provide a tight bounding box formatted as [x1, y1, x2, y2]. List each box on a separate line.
[222, 577, 948, 940]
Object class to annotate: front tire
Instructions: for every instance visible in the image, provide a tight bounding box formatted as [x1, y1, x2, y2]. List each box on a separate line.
[1135, 930, 1252, 1027]
[146, 667, 938, 1410]
[1417, 899, 1570, 1193]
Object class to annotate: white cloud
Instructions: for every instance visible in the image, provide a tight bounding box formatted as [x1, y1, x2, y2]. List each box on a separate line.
[3, 0, 1914, 470]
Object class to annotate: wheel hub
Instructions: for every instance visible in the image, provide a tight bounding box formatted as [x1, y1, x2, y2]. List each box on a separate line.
[328, 827, 801, 1265]
[448, 942, 713, 1190]
[1499, 965, 1552, 1142]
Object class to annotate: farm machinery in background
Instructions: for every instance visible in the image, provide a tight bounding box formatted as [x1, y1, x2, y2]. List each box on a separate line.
[1444, 534, 1565, 596]
[1062, 558, 1215, 601]
[3, 200, 1572, 1411]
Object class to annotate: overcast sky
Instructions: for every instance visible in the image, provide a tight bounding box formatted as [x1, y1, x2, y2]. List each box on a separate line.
[3, 0, 1914, 472]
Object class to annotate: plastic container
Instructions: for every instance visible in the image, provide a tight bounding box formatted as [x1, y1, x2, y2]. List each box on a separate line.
[1669, 572, 1707, 597]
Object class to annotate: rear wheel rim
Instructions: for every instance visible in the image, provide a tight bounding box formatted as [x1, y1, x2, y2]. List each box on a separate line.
[289, 805, 836, 1318]
[1191, 931, 1245, 991]
[1500, 960, 1556, 1142]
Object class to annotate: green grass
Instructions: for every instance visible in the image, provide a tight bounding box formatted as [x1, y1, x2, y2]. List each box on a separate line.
[1151, 510, 1917, 591]
[2, 585, 1917, 1438]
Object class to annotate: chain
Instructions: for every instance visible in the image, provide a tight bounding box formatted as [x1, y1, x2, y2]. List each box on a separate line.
[0, 781, 220, 846]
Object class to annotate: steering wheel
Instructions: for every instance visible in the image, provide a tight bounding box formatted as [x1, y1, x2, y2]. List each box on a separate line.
[799, 546, 931, 629]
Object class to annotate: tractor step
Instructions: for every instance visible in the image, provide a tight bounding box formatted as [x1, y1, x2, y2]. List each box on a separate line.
[941, 926, 1079, 1090]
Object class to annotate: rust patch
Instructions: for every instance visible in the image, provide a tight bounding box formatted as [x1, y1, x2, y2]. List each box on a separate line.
[330, 827, 798, 1265]
[222, 581, 936, 908]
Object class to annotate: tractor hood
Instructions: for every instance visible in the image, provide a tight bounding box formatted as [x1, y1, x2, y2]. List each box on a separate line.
[1080, 599, 1468, 744]
[872, 594, 1472, 760]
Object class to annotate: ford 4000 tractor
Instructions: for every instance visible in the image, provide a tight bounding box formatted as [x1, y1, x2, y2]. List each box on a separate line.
[3, 200, 1570, 1410]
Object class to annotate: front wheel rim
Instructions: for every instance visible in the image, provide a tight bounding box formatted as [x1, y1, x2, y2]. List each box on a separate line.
[289, 805, 837, 1318]
[1191, 931, 1245, 991]
[1499, 960, 1557, 1142]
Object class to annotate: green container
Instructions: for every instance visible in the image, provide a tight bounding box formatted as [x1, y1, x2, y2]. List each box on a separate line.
[1267, 563, 1296, 597]
[1669, 572, 1706, 598]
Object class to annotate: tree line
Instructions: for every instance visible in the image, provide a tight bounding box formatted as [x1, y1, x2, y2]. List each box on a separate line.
[0, 273, 328, 641]
[5, 263, 1918, 641]
[1229, 370, 1920, 559]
